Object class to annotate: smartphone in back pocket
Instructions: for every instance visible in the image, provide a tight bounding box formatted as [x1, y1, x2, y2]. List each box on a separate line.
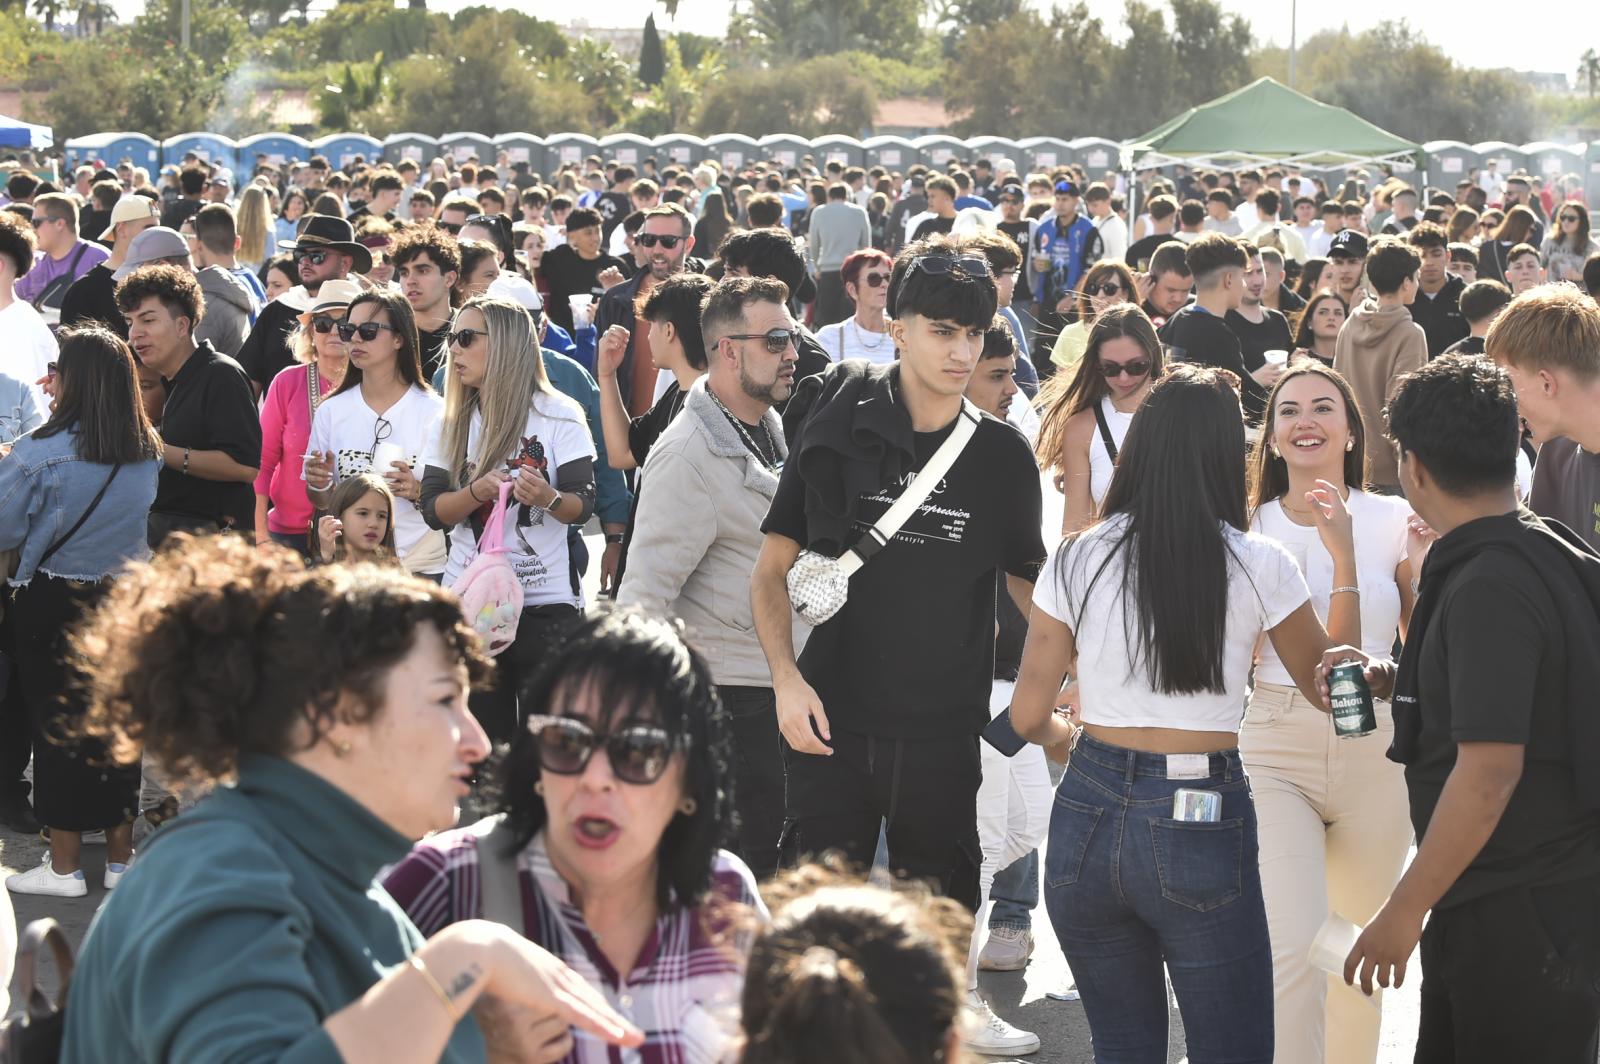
[982, 707, 1028, 757]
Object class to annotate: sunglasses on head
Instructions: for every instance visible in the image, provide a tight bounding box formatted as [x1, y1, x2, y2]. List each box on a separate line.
[296, 249, 333, 266]
[525, 714, 686, 785]
[1100, 358, 1151, 380]
[1086, 282, 1125, 297]
[447, 327, 483, 348]
[724, 328, 797, 354]
[337, 320, 398, 343]
[635, 231, 684, 249]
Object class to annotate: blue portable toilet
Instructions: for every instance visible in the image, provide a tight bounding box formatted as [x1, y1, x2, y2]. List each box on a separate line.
[162, 132, 239, 175]
[545, 132, 601, 172]
[311, 133, 381, 173]
[598, 133, 654, 169]
[812, 134, 865, 169]
[863, 135, 918, 172]
[65, 132, 160, 173]
[1017, 136, 1071, 174]
[654, 134, 708, 169]
[439, 131, 496, 167]
[707, 134, 759, 173]
[494, 133, 548, 178]
[912, 134, 967, 169]
[757, 133, 810, 170]
[383, 132, 439, 167]
[237, 133, 312, 171]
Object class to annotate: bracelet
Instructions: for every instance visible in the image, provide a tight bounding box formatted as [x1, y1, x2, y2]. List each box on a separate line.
[408, 955, 461, 1024]
[181, 447, 191, 475]
[1330, 586, 1360, 597]
[467, 481, 487, 503]
[604, 532, 624, 545]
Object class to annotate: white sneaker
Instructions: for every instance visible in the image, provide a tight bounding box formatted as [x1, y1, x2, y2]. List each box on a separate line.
[6, 858, 88, 898]
[979, 925, 1035, 971]
[104, 859, 132, 890]
[964, 993, 1041, 1056]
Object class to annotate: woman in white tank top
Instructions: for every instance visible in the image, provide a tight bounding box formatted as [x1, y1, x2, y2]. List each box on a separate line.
[1034, 303, 1162, 534]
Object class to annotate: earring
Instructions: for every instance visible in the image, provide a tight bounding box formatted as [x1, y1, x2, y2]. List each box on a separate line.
[332, 739, 352, 758]
[1270, 446, 1281, 458]
[533, 780, 544, 796]
[1345, 439, 1354, 452]
[678, 797, 698, 817]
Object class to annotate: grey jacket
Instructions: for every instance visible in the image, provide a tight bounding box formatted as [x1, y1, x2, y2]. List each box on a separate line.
[618, 377, 807, 687]
[195, 266, 254, 358]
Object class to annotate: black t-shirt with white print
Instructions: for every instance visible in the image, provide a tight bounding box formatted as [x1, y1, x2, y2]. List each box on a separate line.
[763, 411, 1046, 738]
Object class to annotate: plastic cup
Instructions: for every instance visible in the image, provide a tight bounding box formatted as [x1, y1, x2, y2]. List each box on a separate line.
[1264, 348, 1290, 367]
[372, 442, 406, 476]
[569, 294, 594, 329]
[1308, 912, 1381, 1010]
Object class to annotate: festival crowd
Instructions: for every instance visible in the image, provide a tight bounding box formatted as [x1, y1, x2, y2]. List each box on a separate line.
[0, 141, 1598, 1064]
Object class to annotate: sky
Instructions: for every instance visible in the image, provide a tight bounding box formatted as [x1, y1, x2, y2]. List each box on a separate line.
[106, 0, 1600, 81]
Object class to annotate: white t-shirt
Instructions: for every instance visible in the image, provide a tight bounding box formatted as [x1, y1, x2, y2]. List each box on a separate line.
[428, 391, 594, 607]
[813, 318, 896, 365]
[309, 385, 445, 570]
[1033, 514, 1309, 731]
[1251, 491, 1409, 688]
[1094, 213, 1128, 263]
[0, 299, 57, 411]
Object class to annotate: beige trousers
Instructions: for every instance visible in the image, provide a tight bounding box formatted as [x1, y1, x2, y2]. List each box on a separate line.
[1239, 681, 1414, 1064]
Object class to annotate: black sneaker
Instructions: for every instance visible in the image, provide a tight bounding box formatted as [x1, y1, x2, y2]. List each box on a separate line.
[0, 793, 40, 834]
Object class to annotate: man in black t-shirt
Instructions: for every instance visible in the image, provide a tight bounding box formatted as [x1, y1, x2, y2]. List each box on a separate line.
[389, 224, 460, 381]
[1336, 355, 1600, 1059]
[1224, 246, 1293, 391]
[596, 165, 636, 246]
[752, 237, 1045, 912]
[1159, 234, 1275, 421]
[541, 207, 628, 335]
[910, 175, 960, 243]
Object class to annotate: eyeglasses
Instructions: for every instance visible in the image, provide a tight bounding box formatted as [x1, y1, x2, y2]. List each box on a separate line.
[296, 249, 333, 266]
[337, 320, 399, 343]
[635, 232, 683, 249]
[525, 714, 686, 785]
[368, 415, 392, 463]
[311, 314, 340, 334]
[447, 328, 483, 348]
[860, 271, 889, 287]
[1086, 282, 1125, 297]
[1099, 358, 1151, 380]
[30, 216, 62, 229]
[724, 328, 798, 354]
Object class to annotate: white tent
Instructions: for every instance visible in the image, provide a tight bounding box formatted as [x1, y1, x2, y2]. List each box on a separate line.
[0, 114, 53, 150]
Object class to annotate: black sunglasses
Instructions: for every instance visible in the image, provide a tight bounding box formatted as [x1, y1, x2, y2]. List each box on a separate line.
[337, 320, 399, 343]
[447, 328, 484, 348]
[1100, 358, 1151, 380]
[636, 233, 683, 249]
[524, 714, 686, 786]
[311, 314, 340, 334]
[860, 271, 889, 287]
[46, 361, 58, 378]
[296, 249, 333, 266]
[439, 221, 463, 234]
[1086, 282, 1125, 297]
[725, 328, 798, 354]
[897, 253, 992, 301]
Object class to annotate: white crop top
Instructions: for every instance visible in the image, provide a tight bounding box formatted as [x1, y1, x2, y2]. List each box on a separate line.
[1033, 514, 1310, 732]
[1251, 490, 1409, 688]
[1088, 396, 1133, 506]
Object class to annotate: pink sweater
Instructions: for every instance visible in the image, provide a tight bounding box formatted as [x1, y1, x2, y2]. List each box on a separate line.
[255, 363, 319, 535]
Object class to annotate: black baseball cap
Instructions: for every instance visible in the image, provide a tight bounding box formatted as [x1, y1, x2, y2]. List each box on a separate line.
[1328, 230, 1369, 260]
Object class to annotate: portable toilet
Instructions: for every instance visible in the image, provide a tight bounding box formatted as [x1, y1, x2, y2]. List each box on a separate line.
[1016, 136, 1072, 174]
[310, 133, 381, 173]
[812, 134, 865, 170]
[756, 133, 809, 170]
[162, 132, 239, 175]
[655, 134, 709, 169]
[1475, 141, 1529, 180]
[545, 132, 601, 172]
[1421, 140, 1478, 191]
[237, 133, 311, 171]
[912, 134, 967, 170]
[383, 132, 439, 167]
[438, 131, 496, 167]
[965, 136, 1020, 168]
[1071, 137, 1121, 181]
[65, 132, 159, 174]
[597, 132, 653, 169]
[1523, 140, 1584, 185]
[707, 134, 760, 173]
[863, 135, 917, 172]
[494, 133, 548, 178]
[1585, 142, 1600, 214]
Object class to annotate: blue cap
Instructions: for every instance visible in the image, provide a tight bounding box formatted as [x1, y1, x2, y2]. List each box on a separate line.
[1054, 180, 1080, 196]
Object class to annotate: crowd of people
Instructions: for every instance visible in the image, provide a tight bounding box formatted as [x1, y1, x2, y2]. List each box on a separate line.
[1, 141, 1598, 1064]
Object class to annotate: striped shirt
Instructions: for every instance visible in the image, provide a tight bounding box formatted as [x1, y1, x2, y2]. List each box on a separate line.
[383, 827, 764, 1064]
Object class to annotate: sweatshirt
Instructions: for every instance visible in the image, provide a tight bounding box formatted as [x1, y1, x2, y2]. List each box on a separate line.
[1332, 299, 1428, 491]
[195, 265, 256, 358]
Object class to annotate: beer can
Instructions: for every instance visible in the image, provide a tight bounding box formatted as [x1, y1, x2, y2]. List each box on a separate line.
[1329, 662, 1377, 739]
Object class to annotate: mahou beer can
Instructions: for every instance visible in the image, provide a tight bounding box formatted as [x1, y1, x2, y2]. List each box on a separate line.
[1329, 662, 1377, 739]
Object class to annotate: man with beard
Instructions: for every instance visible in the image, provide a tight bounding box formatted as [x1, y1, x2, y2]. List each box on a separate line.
[595, 203, 698, 418]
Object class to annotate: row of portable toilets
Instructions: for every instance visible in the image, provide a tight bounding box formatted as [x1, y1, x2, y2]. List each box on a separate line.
[58, 131, 1600, 202]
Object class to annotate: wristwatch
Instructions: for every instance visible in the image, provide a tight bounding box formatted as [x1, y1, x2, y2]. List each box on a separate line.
[544, 490, 564, 513]
[604, 533, 625, 545]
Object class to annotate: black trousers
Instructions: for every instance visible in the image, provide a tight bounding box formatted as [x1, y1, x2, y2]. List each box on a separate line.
[780, 728, 982, 910]
[1415, 874, 1600, 1063]
[468, 603, 580, 748]
[812, 271, 852, 328]
[0, 589, 30, 801]
[717, 685, 786, 881]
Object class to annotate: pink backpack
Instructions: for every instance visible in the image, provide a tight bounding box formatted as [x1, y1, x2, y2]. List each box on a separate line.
[449, 479, 523, 657]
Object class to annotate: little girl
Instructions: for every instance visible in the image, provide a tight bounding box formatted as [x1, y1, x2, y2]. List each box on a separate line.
[316, 473, 399, 565]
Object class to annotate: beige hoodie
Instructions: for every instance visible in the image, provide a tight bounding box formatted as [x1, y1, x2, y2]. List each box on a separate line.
[1333, 298, 1428, 490]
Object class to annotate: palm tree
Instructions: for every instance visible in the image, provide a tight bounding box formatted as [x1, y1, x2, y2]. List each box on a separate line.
[73, 0, 114, 36]
[32, 0, 64, 31]
[1581, 48, 1600, 98]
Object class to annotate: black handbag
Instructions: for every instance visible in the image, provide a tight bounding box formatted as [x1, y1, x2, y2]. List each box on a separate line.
[0, 918, 75, 1063]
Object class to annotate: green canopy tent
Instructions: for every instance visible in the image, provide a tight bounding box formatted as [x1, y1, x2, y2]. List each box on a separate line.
[1121, 77, 1422, 173]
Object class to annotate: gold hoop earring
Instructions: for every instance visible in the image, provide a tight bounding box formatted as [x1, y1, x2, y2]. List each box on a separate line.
[678, 798, 698, 817]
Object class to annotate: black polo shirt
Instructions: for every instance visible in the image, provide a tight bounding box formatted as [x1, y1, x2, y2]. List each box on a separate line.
[154, 340, 261, 528]
[1407, 273, 1470, 358]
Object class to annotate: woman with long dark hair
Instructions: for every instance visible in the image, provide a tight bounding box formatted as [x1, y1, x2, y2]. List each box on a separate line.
[1011, 365, 1357, 1062]
[1295, 258, 1329, 300]
[694, 189, 735, 257]
[305, 290, 447, 579]
[1242, 362, 1417, 1064]
[1034, 303, 1163, 533]
[1, 327, 161, 897]
[1540, 201, 1598, 284]
[1479, 204, 1539, 284]
[1289, 289, 1348, 367]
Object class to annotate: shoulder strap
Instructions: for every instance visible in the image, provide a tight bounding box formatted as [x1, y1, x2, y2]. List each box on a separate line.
[1092, 400, 1119, 463]
[38, 463, 120, 569]
[466, 814, 523, 929]
[840, 399, 981, 577]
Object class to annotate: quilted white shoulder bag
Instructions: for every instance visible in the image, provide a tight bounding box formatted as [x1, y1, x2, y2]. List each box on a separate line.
[786, 399, 981, 626]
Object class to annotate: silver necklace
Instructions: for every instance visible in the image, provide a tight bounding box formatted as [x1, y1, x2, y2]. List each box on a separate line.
[850, 316, 888, 352]
[708, 388, 777, 470]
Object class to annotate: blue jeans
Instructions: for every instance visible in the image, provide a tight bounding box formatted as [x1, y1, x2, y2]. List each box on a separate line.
[989, 850, 1038, 930]
[1045, 733, 1272, 1064]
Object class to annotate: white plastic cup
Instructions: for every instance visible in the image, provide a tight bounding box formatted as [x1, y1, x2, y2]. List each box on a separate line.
[1308, 912, 1381, 1010]
[569, 294, 594, 330]
[1264, 348, 1290, 367]
[372, 442, 406, 476]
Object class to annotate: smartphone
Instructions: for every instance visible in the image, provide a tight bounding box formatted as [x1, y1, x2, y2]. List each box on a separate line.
[982, 707, 1028, 758]
[1172, 788, 1222, 823]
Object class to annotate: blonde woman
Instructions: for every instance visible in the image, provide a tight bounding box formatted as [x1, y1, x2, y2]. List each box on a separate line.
[419, 297, 596, 745]
[235, 185, 273, 272]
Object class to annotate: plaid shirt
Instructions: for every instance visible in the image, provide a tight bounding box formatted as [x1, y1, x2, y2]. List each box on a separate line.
[384, 827, 764, 1064]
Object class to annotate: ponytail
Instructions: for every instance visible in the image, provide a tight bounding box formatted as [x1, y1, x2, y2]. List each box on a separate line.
[742, 947, 915, 1064]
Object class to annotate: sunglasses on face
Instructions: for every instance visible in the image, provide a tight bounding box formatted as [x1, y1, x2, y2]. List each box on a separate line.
[724, 328, 798, 354]
[860, 271, 889, 287]
[46, 361, 57, 379]
[1086, 282, 1125, 297]
[525, 714, 685, 785]
[447, 327, 483, 348]
[439, 221, 463, 234]
[635, 233, 683, 249]
[296, 249, 333, 266]
[1100, 358, 1151, 380]
[311, 314, 340, 334]
[337, 320, 398, 343]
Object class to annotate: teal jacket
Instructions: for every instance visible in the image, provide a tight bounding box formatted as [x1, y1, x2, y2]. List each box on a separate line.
[63, 756, 486, 1063]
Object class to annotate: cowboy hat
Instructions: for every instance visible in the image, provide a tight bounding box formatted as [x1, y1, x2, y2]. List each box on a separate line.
[279, 214, 373, 274]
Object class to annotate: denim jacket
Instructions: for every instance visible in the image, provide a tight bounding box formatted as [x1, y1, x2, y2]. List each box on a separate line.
[0, 426, 161, 585]
[0, 372, 43, 445]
